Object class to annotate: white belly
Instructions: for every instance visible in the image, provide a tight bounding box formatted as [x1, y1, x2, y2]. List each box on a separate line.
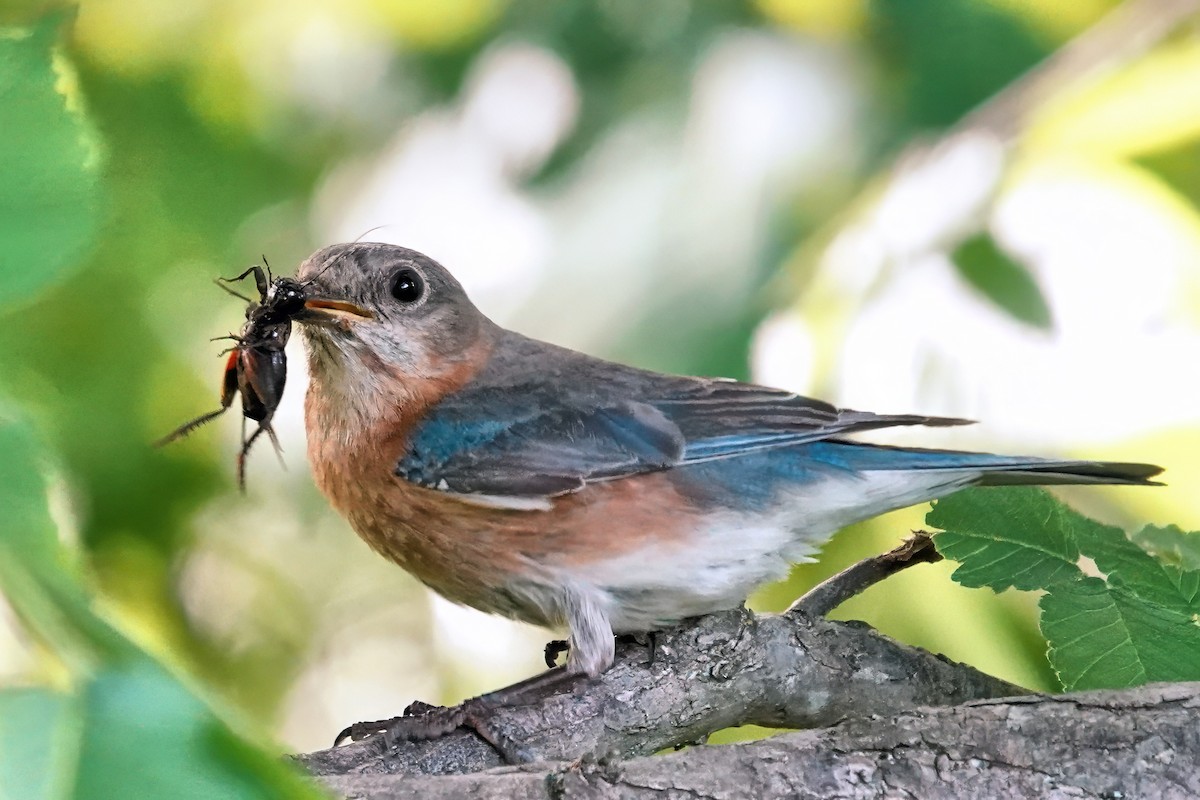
[561, 469, 979, 632]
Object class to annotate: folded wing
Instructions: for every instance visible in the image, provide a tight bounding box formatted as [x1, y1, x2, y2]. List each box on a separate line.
[394, 378, 972, 501]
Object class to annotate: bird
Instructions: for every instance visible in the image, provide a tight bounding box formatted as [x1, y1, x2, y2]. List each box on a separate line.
[294, 242, 1161, 747]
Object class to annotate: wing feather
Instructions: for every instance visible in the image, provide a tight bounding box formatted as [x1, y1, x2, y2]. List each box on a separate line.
[395, 376, 972, 502]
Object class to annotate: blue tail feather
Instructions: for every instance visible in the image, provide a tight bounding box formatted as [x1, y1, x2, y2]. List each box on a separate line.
[669, 439, 1161, 513]
[805, 441, 1163, 486]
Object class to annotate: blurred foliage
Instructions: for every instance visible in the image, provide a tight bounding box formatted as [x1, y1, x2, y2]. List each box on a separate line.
[0, 15, 99, 311]
[0, 418, 322, 797]
[1, 0, 1199, 786]
[931, 488, 1200, 691]
[0, 19, 321, 795]
[952, 233, 1054, 330]
[1135, 523, 1200, 570]
[869, 0, 1050, 135]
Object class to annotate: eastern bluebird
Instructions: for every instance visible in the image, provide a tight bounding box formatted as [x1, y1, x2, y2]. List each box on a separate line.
[295, 242, 1160, 701]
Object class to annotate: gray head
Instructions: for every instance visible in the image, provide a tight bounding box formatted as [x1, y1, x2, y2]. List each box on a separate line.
[296, 243, 492, 384]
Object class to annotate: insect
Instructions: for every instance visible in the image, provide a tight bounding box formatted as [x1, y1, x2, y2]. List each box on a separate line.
[157, 261, 307, 489]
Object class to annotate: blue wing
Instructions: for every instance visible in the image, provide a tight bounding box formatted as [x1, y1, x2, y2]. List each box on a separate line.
[397, 392, 684, 497]
[395, 378, 971, 500]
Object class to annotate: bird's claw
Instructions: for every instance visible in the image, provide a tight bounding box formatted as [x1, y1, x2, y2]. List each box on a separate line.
[544, 639, 569, 667]
[616, 631, 659, 665]
[332, 716, 395, 747]
[332, 697, 534, 764]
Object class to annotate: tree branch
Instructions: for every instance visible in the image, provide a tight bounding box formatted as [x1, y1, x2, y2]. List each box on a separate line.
[296, 533, 1200, 798]
[297, 603, 1025, 780]
[315, 683, 1200, 799]
[789, 531, 941, 617]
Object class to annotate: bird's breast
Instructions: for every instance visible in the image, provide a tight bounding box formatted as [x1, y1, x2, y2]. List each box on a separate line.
[305, 397, 719, 623]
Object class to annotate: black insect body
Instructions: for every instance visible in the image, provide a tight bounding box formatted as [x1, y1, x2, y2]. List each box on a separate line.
[158, 264, 308, 489]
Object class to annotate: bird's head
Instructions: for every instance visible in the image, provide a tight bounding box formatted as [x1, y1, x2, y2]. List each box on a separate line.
[296, 242, 491, 380]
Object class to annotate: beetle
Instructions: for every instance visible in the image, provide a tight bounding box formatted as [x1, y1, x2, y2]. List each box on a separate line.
[157, 262, 307, 489]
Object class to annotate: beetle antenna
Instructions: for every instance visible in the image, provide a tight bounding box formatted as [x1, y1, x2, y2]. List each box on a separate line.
[301, 252, 340, 287]
[353, 224, 387, 244]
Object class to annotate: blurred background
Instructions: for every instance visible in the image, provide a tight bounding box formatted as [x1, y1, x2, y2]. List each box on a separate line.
[2, 0, 1200, 756]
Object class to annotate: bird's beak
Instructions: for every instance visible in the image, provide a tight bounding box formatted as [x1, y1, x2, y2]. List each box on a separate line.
[302, 297, 373, 323]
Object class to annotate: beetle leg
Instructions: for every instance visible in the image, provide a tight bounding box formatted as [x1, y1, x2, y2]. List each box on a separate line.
[263, 422, 286, 469]
[154, 407, 229, 447]
[236, 421, 276, 491]
[220, 265, 269, 300]
[214, 279, 253, 303]
[154, 351, 240, 447]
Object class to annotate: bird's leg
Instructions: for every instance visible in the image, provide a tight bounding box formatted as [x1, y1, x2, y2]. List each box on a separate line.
[544, 629, 658, 670]
[615, 631, 659, 665]
[545, 631, 658, 668]
[333, 667, 584, 764]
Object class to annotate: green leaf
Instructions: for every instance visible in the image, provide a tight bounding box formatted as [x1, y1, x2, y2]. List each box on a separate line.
[952, 233, 1054, 330]
[0, 410, 58, 558]
[0, 689, 76, 800]
[1132, 524, 1200, 571]
[1041, 578, 1200, 691]
[930, 487, 1200, 691]
[1080, 522, 1200, 613]
[72, 663, 323, 800]
[928, 487, 1086, 591]
[0, 414, 124, 666]
[0, 14, 102, 312]
[0, 666, 325, 800]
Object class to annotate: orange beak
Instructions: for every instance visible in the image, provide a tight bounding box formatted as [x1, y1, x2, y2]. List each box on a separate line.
[303, 298, 373, 322]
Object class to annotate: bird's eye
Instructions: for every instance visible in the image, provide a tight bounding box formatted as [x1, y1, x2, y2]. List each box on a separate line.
[390, 269, 424, 303]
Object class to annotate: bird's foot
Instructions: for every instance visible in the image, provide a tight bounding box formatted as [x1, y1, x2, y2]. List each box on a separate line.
[334, 698, 535, 763]
[544, 639, 569, 667]
[333, 667, 583, 764]
[616, 631, 659, 665]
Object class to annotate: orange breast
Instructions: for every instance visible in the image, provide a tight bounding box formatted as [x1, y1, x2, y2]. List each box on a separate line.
[303, 327, 704, 626]
[306, 386, 699, 624]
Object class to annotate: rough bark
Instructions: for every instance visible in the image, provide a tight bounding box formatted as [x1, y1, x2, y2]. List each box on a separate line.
[296, 605, 1025, 779]
[315, 683, 1200, 799]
